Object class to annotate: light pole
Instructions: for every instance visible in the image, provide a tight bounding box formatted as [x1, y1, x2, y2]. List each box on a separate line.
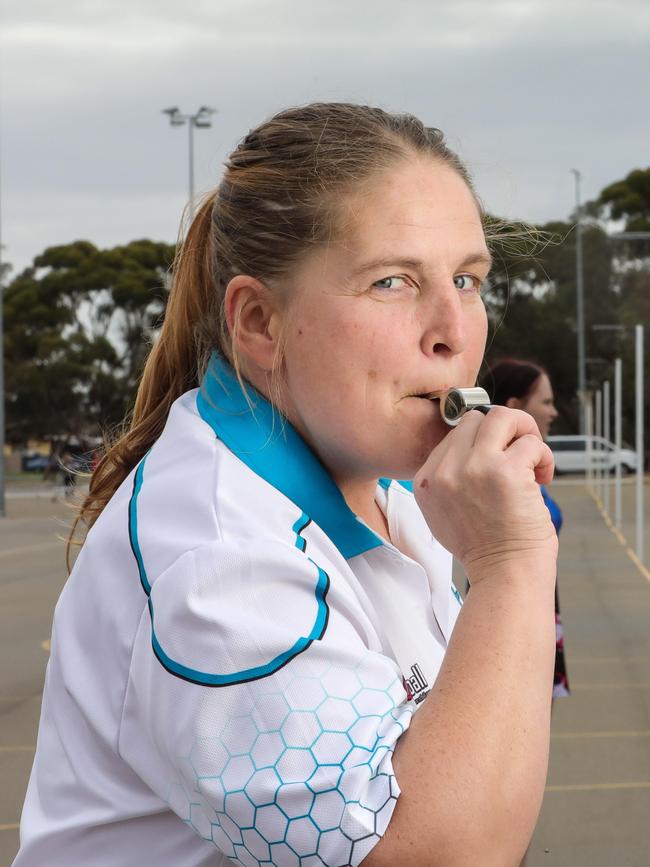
[571, 169, 586, 434]
[162, 106, 217, 222]
[0, 124, 5, 518]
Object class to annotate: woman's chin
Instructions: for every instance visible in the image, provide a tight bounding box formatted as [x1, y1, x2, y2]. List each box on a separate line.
[382, 433, 446, 481]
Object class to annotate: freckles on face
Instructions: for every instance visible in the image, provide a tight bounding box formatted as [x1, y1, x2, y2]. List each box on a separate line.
[276, 157, 490, 481]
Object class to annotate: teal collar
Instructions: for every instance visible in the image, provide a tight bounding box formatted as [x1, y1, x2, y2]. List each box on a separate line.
[196, 352, 384, 559]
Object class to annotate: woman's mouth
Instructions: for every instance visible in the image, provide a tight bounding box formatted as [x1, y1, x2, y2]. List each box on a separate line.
[407, 389, 447, 401]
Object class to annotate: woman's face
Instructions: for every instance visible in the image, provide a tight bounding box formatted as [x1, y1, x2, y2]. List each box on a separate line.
[519, 373, 558, 439]
[276, 157, 491, 484]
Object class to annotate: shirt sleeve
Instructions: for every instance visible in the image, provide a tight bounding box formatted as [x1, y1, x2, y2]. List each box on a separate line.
[119, 538, 413, 867]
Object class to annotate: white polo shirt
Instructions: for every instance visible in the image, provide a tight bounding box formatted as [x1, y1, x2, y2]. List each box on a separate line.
[14, 353, 462, 867]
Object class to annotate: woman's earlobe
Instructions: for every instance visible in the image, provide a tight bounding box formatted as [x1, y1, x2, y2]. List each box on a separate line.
[506, 397, 521, 410]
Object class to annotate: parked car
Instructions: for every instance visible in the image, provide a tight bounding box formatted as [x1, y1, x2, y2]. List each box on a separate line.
[547, 435, 638, 475]
[21, 453, 50, 472]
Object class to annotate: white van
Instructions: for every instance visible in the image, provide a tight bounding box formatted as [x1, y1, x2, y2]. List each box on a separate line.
[547, 435, 638, 475]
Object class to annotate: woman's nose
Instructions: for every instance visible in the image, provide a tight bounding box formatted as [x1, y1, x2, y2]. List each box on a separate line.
[421, 289, 466, 357]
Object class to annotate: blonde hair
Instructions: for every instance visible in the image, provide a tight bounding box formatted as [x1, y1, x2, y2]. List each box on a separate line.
[70, 102, 481, 554]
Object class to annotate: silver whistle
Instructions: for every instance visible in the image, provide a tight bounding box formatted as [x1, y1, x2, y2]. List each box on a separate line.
[441, 387, 492, 427]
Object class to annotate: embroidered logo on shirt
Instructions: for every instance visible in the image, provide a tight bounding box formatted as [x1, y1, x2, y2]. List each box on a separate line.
[403, 663, 430, 705]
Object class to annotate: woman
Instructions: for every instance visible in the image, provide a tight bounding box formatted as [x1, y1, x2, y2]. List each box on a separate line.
[482, 358, 570, 697]
[14, 104, 557, 867]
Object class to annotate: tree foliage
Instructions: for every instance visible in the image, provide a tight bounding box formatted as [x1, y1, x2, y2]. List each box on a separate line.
[594, 167, 650, 232]
[483, 194, 649, 451]
[3, 239, 175, 443]
[3, 168, 650, 461]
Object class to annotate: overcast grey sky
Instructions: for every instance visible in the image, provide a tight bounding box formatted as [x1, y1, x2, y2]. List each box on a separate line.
[1, 0, 649, 275]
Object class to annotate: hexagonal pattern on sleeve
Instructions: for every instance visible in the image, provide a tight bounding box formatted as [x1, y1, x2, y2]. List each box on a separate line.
[317, 828, 353, 865]
[251, 732, 285, 770]
[224, 791, 255, 829]
[275, 781, 315, 819]
[255, 804, 288, 843]
[221, 716, 259, 755]
[310, 790, 346, 831]
[269, 842, 300, 867]
[316, 696, 358, 732]
[284, 815, 320, 857]
[283, 676, 327, 711]
[281, 710, 321, 748]
[174, 656, 413, 866]
[222, 754, 256, 791]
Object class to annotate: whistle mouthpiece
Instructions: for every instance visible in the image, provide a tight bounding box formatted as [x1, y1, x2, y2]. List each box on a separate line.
[441, 387, 492, 427]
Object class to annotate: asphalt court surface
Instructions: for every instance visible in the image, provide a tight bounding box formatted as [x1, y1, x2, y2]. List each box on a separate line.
[1, 478, 649, 866]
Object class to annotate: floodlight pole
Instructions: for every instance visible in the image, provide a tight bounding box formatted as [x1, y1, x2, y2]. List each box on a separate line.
[571, 169, 586, 434]
[0, 128, 5, 518]
[162, 106, 217, 223]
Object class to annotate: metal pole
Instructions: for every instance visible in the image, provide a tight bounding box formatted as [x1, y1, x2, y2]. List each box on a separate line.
[188, 118, 195, 223]
[603, 379, 611, 517]
[615, 358, 623, 530]
[571, 169, 586, 435]
[163, 106, 215, 226]
[586, 397, 593, 493]
[0, 116, 5, 518]
[595, 388, 602, 502]
[635, 325, 645, 563]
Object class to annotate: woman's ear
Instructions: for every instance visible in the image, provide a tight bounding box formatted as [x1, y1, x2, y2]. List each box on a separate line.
[224, 275, 283, 371]
[506, 396, 522, 409]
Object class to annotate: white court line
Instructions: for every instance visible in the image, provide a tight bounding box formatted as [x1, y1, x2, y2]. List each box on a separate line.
[570, 682, 650, 690]
[0, 540, 63, 559]
[546, 781, 650, 792]
[552, 730, 650, 740]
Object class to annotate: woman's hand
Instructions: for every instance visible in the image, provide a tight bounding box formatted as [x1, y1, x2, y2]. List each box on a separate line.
[413, 406, 557, 584]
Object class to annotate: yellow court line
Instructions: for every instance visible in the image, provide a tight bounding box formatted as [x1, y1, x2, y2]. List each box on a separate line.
[0, 823, 19, 832]
[546, 781, 650, 792]
[41, 639, 50, 653]
[0, 745, 35, 752]
[552, 730, 650, 740]
[589, 489, 650, 583]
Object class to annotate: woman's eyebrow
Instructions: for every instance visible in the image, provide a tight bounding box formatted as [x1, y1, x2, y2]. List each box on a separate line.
[351, 251, 493, 277]
[458, 251, 494, 271]
[351, 256, 424, 277]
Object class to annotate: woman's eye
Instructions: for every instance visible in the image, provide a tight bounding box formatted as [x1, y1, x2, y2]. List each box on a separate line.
[453, 274, 480, 292]
[371, 275, 408, 291]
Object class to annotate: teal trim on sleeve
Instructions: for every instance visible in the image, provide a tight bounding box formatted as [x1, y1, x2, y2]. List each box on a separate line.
[128, 463, 331, 687]
[128, 456, 151, 596]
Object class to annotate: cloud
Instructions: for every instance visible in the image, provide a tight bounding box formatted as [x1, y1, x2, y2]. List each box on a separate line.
[1, 0, 648, 272]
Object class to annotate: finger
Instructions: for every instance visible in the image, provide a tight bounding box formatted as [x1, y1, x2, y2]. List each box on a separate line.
[432, 404, 488, 460]
[471, 406, 543, 451]
[505, 435, 555, 485]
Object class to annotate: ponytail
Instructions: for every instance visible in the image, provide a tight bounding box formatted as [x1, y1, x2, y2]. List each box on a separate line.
[68, 193, 225, 561]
